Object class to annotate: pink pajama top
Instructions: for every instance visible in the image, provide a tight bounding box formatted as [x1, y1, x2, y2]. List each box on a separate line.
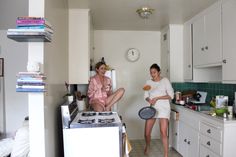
[87, 74, 112, 105]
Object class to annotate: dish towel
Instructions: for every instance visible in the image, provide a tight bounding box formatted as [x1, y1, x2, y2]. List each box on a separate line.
[122, 125, 132, 157]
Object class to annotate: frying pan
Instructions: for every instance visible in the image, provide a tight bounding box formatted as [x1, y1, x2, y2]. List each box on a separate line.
[138, 106, 156, 120]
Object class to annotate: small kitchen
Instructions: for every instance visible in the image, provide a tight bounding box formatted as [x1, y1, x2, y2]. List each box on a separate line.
[1, 0, 236, 157]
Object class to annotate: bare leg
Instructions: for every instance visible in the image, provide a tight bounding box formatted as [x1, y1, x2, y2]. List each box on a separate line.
[105, 88, 125, 111]
[159, 118, 169, 157]
[144, 118, 156, 155]
[91, 102, 105, 112]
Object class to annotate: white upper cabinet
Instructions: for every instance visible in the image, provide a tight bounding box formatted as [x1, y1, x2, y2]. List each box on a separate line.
[222, 0, 236, 83]
[161, 25, 183, 82]
[69, 9, 91, 84]
[193, 3, 222, 67]
[183, 21, 193, 81]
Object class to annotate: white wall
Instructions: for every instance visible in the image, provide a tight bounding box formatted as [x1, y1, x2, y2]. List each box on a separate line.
[44, 0, 68, 156]
[0, 0, 28, 30]
[94, 30, 161, 139]
[0, 30, 28, 135]
[28, 0, 68, 156]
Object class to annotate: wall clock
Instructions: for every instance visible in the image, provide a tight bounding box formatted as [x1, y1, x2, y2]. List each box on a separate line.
[126, 48, 140, 62]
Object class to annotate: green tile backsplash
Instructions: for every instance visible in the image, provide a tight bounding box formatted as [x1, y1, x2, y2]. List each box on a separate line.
[172, 82, 236, 104]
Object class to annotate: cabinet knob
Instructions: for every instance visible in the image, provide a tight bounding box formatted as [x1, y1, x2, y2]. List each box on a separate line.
[222, 59, 227, 64]
[201, 47, 205, 51]
[184, 139, 187, 142]
[207, 141, 211, 146]
[188, 64, 191, 68]
[205, 46, 208, 50]
[207, 129, 211, 134]
[187, 141, 190, 145]
[206, 155, 210, 157]
[175, 133, 178, 136]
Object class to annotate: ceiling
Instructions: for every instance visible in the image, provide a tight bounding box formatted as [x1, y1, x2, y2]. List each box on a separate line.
[68, 0, 218, 31]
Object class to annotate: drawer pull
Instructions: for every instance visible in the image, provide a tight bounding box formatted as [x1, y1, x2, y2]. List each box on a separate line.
[207, 129, 211, 134]
[207, 141, 211, 146]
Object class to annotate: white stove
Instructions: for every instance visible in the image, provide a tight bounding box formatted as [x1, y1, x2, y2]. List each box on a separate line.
[61, 102, 123, 157]
[70, 111, 122, 128]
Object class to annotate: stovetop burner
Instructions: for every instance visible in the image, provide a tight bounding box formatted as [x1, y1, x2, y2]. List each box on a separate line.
[78, 119, 95, 124]
[98, 118, 115, 123]
[98, 112, 113, 116]
[82, 112, 96, 117]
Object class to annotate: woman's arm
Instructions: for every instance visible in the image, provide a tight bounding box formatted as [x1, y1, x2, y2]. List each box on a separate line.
[87, 78, 96, 99]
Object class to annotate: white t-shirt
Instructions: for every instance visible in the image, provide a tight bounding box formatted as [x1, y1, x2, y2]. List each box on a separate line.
[144, 77, 174, 119]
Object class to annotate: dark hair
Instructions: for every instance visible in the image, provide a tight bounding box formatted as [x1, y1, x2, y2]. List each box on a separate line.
[95, 61, 106, 70]
[150, 63, 161, 72]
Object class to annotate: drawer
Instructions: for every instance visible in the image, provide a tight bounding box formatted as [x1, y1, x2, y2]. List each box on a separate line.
[200, 122, 222, 142]
[200, 145, 221, 157]
[200, 134, 222, 155]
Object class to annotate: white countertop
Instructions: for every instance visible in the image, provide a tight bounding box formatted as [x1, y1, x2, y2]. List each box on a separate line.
[171, 103, 236, 125]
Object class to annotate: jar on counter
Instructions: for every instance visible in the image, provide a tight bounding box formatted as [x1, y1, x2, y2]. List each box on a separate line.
[175, 91, 182, 103]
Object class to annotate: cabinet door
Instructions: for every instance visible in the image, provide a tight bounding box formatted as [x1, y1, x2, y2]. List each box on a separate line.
[205, 4, 222, 65]
[222, 0, 236, 81]
[178, 121, 188, 156]
[183, 22, 193, 80]
[169, 111, 179, 151]
[69, 9, 90, 84]
[187, 127, 199, 157]
[193, 17, 206, 66]
[161, 30, 170, 79]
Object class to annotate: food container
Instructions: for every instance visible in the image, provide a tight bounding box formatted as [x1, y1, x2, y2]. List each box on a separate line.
[216, 95, 228, 108]
[215, 95, 228, 116]
[175, 91, 182, 103]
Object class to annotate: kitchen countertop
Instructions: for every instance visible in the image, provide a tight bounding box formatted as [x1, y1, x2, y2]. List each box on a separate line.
[171, 103, 236, 124]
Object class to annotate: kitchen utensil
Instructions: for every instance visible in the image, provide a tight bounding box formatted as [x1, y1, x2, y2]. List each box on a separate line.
[138, 106, 156, 120]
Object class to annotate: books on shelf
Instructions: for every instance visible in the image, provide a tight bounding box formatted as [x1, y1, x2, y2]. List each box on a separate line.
[7, 16, 53, 42]
[16, 72, 46, 93]
[16, 16, 52, 28]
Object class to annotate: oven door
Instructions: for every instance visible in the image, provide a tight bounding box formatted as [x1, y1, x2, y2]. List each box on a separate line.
[63, 126, 122, 157]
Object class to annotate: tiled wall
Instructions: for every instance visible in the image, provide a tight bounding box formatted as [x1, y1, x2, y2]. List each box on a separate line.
[172, 82, 236, 104]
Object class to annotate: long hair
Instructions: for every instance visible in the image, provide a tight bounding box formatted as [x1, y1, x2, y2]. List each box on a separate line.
[150, 63, 161, 72]
[95, 61, 106, 70]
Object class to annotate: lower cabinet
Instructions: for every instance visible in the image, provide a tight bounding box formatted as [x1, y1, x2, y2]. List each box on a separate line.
[169, 110, 179, 152]
[200, 145, 220, 157]
[178, 121, 199, 157]
[171, 104, 236, 157]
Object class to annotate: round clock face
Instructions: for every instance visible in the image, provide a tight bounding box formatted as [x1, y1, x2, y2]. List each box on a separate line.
[126, 48, 140, 62]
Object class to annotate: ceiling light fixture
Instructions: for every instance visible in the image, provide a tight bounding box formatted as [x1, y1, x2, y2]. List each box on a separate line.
[136, 6, 154, 19]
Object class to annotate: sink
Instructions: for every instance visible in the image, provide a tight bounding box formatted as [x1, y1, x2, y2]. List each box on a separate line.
[197, 104, 211, 112]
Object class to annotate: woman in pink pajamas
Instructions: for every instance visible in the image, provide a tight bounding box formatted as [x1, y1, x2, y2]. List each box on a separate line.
[87, 62, 125, 112]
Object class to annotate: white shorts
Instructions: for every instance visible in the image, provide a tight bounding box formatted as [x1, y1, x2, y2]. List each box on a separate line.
[153, 103, 170, 120]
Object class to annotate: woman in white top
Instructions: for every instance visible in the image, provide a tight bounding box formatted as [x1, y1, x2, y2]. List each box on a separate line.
[143, 63, 174, 157]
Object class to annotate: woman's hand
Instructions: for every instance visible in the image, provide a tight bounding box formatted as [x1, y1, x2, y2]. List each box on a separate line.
[150, 97, 158, 106]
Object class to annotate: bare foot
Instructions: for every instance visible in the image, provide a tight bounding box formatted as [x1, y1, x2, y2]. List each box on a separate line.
[144, 145, 150, 156]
